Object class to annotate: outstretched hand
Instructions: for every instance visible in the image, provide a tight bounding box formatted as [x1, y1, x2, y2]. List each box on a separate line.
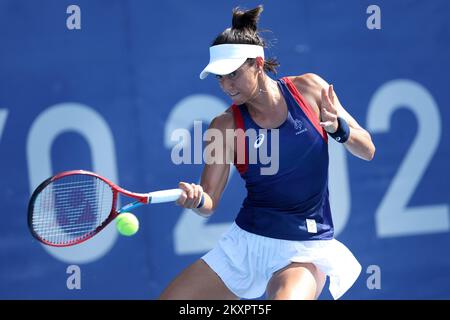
[319, 84, 339, 134]
[176, 182, 204, 209]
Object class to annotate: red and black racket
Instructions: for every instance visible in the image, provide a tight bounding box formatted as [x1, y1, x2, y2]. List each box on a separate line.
[28, 170, 182, 247]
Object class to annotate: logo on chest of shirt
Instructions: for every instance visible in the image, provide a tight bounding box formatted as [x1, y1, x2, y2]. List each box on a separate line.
[294, 119, 308, 135]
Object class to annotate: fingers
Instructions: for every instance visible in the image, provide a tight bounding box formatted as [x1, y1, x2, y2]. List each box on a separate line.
[319, 85, 339, 133]
[320, 120, 335, 127]
[176, 182, 204, 209]
[320, 105, 337, 122]
[328, 84, 335, 105]
[321, 86, 337, 114]
[319, 103, 338, 132]
[320, 88, 328, 108]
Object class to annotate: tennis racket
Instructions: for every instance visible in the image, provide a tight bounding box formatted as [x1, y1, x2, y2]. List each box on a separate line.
[28, 170, 182, 247]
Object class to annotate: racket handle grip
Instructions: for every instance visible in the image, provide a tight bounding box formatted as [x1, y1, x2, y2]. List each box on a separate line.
[149, 188, 183, 204]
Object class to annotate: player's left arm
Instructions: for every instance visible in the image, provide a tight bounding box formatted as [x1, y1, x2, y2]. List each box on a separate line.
[301, 73, 376, 161]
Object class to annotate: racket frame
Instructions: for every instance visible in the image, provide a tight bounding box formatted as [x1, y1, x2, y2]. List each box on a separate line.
[28, 170, 150, 247]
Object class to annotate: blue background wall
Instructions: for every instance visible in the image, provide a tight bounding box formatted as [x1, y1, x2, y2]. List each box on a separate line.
[1, 0, 449, 299]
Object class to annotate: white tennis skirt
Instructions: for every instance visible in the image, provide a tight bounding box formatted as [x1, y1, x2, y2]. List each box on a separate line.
[201, 222, 361, 300]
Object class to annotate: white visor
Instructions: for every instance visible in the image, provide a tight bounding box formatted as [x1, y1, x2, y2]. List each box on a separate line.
[199, 44, 265, 79]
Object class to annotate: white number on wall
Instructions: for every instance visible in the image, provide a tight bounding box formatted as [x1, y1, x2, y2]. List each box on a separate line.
[164, 94, 231, 254]
[27, 103, 119, 263]
[367, 79, 449, 237]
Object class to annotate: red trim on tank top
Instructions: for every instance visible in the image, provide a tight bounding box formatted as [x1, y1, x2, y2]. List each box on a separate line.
[282, 77, 328, 142]
[231, 104, 248, 175]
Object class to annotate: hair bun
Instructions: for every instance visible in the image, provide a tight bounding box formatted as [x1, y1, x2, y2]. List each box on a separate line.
[231, 5, 263, 32]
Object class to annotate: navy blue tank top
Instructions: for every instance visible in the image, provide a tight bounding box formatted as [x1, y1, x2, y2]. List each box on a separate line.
[231, 77, 334, 241]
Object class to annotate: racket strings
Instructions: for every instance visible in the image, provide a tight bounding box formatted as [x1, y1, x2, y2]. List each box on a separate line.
[31, 174, 113, 245]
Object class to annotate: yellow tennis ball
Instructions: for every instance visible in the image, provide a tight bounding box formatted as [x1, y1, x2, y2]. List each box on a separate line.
[116, 212, 139, 236]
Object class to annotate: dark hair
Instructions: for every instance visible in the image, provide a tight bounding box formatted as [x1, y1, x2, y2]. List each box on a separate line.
[212, 5, 279, 75]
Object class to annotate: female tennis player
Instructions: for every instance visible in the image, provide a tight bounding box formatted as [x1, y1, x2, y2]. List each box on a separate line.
[160, 5, 375, 300]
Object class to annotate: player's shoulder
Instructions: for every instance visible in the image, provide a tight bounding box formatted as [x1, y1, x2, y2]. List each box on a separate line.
[209, 107, 235, 131]
[287, 73, 330, 92]
[286, 73, 330, 107]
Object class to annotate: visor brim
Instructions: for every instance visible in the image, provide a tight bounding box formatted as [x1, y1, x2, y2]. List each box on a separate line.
[199, 58, 247, 79]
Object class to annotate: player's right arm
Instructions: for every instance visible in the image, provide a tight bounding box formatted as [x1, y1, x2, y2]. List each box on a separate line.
[176, 109, 235, 217]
